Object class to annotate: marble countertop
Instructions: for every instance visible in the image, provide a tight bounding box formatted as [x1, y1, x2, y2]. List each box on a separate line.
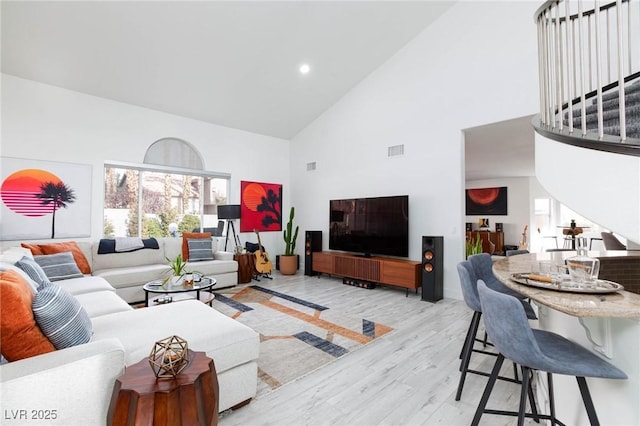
[492, 253, 640, 318]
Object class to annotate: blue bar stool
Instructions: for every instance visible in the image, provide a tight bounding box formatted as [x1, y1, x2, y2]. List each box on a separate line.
[467, 253, 537, 320]
[472, 280, 627, 426]
[455, 261, 538, 407]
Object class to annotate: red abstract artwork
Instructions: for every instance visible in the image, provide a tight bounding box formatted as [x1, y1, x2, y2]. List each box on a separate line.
[465, 186, 508, 215]
[240, 181, 282, 232]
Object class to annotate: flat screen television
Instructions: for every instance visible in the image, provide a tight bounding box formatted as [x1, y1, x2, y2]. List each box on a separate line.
[329, 195, 409, 257]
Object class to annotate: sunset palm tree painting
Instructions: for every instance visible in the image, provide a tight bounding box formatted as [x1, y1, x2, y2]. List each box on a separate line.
[0, 159, 91, 240]
[36, 181, 77, 238]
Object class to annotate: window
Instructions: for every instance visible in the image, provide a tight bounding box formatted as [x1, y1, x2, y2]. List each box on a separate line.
[104, 139, 230, 238]
[532, 197, 607, 251]
[104, 164, 229, 238]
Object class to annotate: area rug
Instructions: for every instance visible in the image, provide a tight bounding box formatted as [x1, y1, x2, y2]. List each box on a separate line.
[210, 285, 394, 397]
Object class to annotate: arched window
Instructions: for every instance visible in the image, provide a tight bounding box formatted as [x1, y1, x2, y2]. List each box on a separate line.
[103, 139, 230, 238]
[143, 137, 204, 170]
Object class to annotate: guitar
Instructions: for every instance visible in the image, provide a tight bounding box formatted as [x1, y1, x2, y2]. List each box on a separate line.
[253, 229, 273, 274]
[519, 225, 528, 250]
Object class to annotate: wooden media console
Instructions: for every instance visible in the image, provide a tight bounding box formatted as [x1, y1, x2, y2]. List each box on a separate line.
[312, 251, 421, 295]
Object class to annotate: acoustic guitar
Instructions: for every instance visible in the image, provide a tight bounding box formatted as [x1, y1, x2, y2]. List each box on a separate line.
[253, 229, 273, 274]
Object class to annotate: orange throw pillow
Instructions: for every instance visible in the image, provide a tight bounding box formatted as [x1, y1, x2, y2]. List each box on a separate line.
[21, 243, 44, 256]
[38, 242, 91, 274]
[0, 270, 56, 361]
[181, 232, 211, 261]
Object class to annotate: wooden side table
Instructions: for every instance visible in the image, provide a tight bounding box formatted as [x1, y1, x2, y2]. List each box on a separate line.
[234, 253, 255, 284]
[107, 350, 219, 426]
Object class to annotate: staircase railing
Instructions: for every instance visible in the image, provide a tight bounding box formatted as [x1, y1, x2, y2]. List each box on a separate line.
[534, 0, 640, 148]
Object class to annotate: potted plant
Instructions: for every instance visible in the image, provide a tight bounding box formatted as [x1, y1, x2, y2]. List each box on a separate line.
[465, 234, 483, 258]
[163, 254, 189, 287]
[279, 207, 299, 275]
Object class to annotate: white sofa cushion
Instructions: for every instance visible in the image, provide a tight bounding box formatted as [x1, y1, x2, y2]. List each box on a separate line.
[75, 291, 133, 318]
[0, 246, 33, 263]
[0, 338, 125, 426]
[56, 276, 116, 296]
[214, 251, 235, 261]
[91, 301, 259, 373]
[91, 244, 165, 270]
[186, 260, 238, 277]
[92, 264, 167, 289]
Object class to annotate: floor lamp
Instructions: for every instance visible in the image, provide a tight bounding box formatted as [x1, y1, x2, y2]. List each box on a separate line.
[217, 204, 241, 251]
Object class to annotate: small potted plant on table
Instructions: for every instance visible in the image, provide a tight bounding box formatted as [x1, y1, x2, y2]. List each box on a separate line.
[163, 254, 189, 287]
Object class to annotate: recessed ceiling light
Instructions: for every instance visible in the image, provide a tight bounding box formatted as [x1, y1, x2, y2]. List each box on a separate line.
[299, 64, 310, 74]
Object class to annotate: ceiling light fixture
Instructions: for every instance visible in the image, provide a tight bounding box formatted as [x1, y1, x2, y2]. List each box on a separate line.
[299, 64, 310, 75]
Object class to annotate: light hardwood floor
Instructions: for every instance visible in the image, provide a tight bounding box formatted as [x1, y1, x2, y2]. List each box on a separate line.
[217, 273, 538, 426]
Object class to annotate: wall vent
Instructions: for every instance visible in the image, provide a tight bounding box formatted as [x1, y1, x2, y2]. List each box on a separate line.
[306, 161, 317, 171]
[388, 144, 404, 157]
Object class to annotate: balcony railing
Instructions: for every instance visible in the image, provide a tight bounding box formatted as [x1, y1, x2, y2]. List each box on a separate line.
[534, 0, 640, 148]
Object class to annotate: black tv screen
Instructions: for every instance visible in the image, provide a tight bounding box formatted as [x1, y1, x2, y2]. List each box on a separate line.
[329, 195, 409, 257]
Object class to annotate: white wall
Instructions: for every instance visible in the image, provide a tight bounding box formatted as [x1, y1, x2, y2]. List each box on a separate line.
[1, 1, 543, 298]
[290, 1, 541, 299]
[1, 74, 291, 252]
[465, 177, 531, 248]
[536, 132, 640, 244]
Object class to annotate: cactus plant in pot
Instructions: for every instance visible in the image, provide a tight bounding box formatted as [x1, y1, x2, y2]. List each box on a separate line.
[280, 207, 299, 275]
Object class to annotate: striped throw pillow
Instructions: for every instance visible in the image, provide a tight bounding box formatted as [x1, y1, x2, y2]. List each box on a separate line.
[187, 238, 214, 262]
[32, 281, 92, 349]
[15, 256, 50, 287]
[34, 252, 83, 282]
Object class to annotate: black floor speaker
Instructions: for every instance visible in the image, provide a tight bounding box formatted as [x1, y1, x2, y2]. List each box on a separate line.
[421, 236, 443, 302]
[304, 231, 322, 276]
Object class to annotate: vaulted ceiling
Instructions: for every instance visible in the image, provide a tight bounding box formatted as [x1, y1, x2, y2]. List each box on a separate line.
[2, 1, 535, 180]
[2, 0, 454, 140]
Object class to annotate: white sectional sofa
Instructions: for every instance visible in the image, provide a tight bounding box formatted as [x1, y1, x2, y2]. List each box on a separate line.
[0, 241, 260, 425]
[12, 236, 238, 304]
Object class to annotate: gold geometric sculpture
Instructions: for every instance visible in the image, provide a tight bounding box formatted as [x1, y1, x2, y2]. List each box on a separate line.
[148, 335, 190, 378]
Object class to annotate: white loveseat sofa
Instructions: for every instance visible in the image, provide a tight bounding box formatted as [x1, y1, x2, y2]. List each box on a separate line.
[0, 242, 259, 425]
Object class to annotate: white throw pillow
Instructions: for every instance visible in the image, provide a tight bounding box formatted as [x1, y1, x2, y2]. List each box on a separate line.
[0, 246, 34, 263]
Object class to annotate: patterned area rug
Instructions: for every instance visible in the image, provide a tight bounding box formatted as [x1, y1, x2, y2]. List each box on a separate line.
[211, 285, 394, 397]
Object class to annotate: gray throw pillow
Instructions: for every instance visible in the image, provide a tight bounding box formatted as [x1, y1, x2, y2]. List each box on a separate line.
[187, 238, 214, 262]
[15, 256, 50, 287]
[34, 252, 83, 282]
[32, 281, 92, 349]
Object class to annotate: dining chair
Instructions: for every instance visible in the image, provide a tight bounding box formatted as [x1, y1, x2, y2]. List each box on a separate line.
[472, 280, 627, 426]
[600, 232, 626, 250]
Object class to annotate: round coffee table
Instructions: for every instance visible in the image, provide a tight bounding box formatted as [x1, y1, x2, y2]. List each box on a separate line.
[143, 276, 217, 307]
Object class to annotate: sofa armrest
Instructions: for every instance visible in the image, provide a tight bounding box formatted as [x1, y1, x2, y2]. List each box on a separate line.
[214, 251, 235, 261]
[0, 338, 125, 425]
